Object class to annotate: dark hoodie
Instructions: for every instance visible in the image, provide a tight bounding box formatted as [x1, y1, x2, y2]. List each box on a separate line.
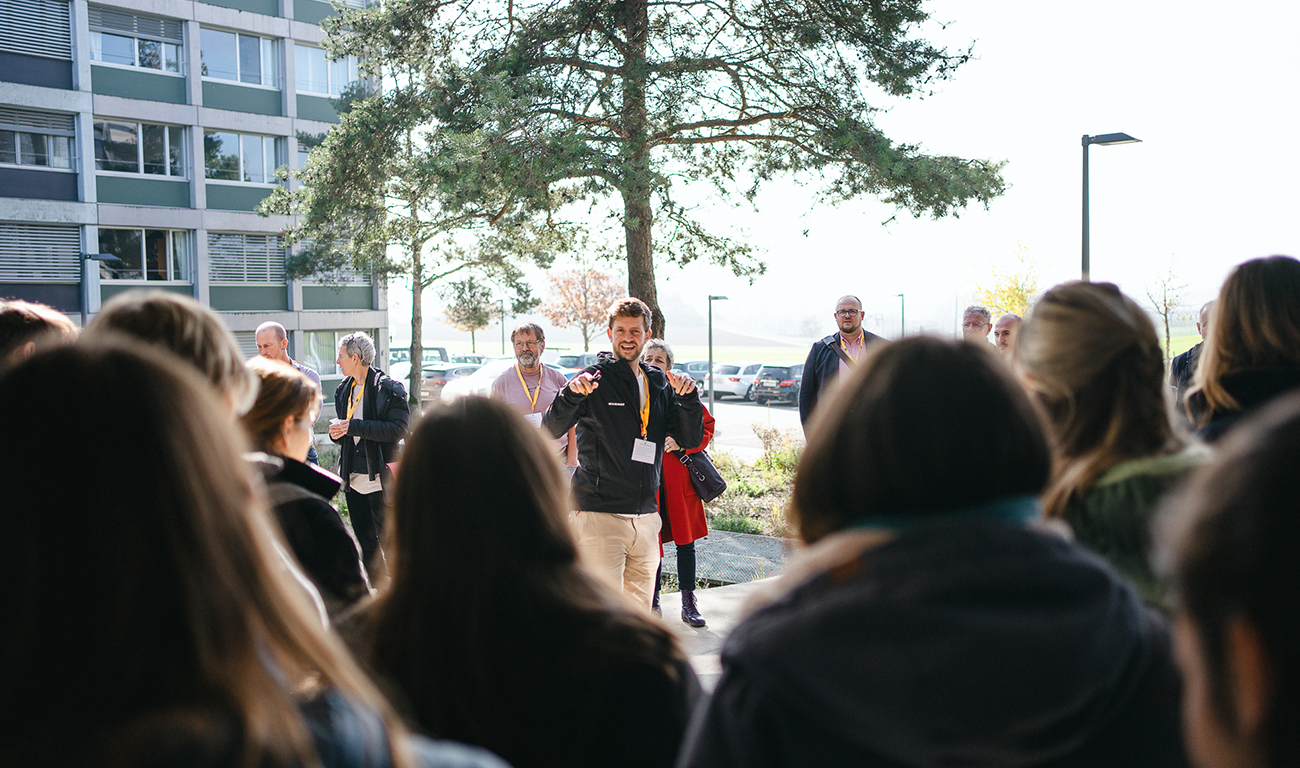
[678, 521, 1189, 768]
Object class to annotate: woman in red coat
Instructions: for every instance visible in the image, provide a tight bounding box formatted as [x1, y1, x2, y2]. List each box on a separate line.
[643, 339, 714, 627]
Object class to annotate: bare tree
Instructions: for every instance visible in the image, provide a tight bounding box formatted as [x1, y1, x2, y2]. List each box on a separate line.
[1146, 264, 1187, 360]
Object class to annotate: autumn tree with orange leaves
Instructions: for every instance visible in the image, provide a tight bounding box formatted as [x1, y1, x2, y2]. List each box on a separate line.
[541, 269, 624, 352]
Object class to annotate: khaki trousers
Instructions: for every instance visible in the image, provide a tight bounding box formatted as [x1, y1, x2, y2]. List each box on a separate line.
[572, 511, 661, 609]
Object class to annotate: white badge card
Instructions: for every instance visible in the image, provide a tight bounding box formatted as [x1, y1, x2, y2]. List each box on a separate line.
[526, 412, 544, 427]
[631, 438, 657, 464]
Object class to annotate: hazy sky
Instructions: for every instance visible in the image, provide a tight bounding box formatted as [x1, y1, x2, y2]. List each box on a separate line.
[389, 0, 1300, 346]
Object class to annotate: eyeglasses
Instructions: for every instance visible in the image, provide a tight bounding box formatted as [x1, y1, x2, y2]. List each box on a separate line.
[961, 322, 989, 330]
[835, 310, 862, 318]
[513, 340, 542, 349]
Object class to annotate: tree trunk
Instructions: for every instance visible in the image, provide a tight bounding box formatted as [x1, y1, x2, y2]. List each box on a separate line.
[582, 327, 591, 352]
[409, 234, 424, 414]
[619, 0, 664, 339]
[470, 330, 476, 353]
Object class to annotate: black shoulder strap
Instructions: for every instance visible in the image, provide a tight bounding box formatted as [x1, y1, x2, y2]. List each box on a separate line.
[826, 336, 854, 367]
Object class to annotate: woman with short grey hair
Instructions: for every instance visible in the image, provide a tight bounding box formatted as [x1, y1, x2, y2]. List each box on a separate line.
[339, 331, 377, 368]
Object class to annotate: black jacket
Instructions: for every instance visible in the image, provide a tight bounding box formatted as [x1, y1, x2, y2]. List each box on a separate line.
[544, 352, 703, 515]
[799, 331, 885, 425]
[1188, 366, 1300, 443]
[680, 521, 1189, 768]
[332, 366, 410, 487]
[258, 455, 371, 615]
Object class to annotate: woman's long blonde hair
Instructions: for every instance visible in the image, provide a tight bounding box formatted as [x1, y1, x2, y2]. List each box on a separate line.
[1189, 256, 1300, 421]
[1016, 282, 1180, 517]
[0, 342, 416, 768]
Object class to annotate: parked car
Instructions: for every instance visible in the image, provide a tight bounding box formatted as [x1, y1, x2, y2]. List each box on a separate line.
[439, 358, 521, 404]
[705, 361, 764, 400]
[390, 347, 449, 367]
[752, 362, 804, 406]
[419, 363, 482, 406]
[673, 360, 712, 387]
[452, 354, 490, 364]
[555, 352, 601, 370]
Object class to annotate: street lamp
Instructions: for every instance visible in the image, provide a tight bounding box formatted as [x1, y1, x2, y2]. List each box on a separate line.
[707, 295, 728, 412]
[80, 252, 120, 327]
[897, 293, 905, 338]
[1082, 132, 1142, 282]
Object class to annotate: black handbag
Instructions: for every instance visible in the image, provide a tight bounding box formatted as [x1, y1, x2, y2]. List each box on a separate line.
[673, 449, 727, 503]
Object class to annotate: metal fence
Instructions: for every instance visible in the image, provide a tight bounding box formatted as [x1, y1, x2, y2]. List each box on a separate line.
[661, 530, 795, 586]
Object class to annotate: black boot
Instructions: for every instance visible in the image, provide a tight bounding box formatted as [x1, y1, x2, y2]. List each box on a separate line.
[681, 590, 706, 628]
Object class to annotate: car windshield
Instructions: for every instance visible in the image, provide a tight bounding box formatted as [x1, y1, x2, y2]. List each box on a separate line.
[758, 367, 791, 378]
[791, 365, 804, 376]
[557, 355, 581, 368]
[715, 365, 740, 375]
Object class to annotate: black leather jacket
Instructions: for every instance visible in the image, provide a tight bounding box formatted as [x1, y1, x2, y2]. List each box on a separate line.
[332, 367, 410, 487]
[544, 352, 704, 515]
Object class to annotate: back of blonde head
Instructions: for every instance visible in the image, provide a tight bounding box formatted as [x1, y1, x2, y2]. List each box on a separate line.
[86, 289, 257, 414]
[1016, 282, 1179, 516]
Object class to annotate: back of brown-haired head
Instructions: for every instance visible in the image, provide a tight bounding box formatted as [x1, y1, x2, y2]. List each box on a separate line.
[794, 337, 1051, 544]
[1158, 391, 1300, 767]
[0, 299, 78, 367]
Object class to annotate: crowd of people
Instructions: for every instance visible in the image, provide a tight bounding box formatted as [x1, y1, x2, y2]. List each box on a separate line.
[1, 254, 1298, 768]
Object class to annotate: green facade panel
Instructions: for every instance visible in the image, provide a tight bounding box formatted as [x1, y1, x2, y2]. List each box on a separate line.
[202, 81, 282, 116]
[200, 0, 278, 15]
[293, 0, 335, 24]
[205, 183, 273, 211]
[296, 94, 338, 124]
[101, 283, 194, 302]
[91, 66, 187, 104]
[303, 284, 372, 310]
[210, 285, 288, 311]
[96, 175, 191, 207]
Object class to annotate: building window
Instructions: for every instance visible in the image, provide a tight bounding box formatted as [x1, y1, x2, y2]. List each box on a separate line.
[93, 120, 185, 176]
[204, 131, 280, 184]
[0, 0, 72, 61]
[0, 108, 75, 170]
[200, 29, 278, 87]
[208, 232, 286, 282]
[294, 45, 359, 97]
[88, 6, 183, 73]
[304, 329, 375, 377]
[0, 223, 80, 283]
[98, 228, 191, 281]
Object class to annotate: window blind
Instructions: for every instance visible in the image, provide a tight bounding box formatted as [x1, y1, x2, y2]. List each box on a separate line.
[0, 0, 72, 59]
[208, 232, 286, 283]
[0, 107, 75, 134]
[0, 223, 81, 282]
[88, 5, 183, 43]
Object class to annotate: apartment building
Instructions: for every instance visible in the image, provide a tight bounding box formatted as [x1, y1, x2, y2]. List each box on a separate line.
[0, 0, 387, 386]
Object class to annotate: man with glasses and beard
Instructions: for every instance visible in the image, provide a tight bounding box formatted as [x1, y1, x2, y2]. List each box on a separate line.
[491, 322, 578, 469]
[799, 295, 886, 425]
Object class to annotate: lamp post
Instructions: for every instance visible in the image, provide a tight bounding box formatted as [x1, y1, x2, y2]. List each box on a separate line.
[707, 295, 728, 412]
[497, 298, 505, 355]
[897, 293, 905, 338]
[80, 252, 119, 328]
[1082, 132, 1141, 282]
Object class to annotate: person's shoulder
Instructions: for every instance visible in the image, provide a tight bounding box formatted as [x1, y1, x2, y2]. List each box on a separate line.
[376, 368, 407, 396]
[491, 365, 516, 386]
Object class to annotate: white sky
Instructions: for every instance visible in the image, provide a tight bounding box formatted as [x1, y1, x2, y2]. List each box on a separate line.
[389, 0, 1300, 345]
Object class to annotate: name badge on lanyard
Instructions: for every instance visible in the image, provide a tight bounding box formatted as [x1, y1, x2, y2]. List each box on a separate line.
[631, 438, 657, 464]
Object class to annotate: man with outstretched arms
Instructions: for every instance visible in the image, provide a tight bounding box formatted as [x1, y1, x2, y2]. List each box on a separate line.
[544, 298, 704, 608]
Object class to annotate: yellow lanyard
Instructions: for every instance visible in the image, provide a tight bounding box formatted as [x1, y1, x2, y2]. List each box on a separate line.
[347, 382, 364, 419]
[516, 364, 542, 411]
[840, 332, 863, 363]
[637, 369, 649, 438]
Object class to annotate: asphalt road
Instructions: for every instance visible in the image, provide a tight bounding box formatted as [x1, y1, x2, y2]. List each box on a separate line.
[699, 394, 804, 461]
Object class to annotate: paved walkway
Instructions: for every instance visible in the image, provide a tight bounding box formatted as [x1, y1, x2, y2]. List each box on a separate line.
[655, 578, 779, 691]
